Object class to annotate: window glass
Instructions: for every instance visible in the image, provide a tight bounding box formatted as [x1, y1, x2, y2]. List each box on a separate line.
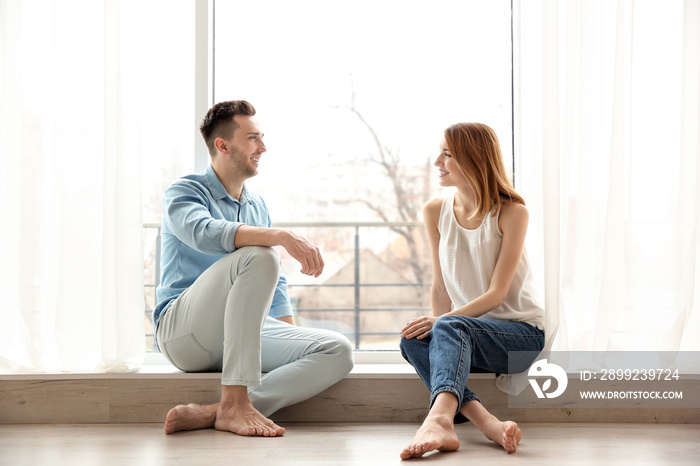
[211, 0, 513, 350]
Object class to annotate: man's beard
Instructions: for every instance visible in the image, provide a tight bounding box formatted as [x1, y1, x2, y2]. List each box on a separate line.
[230, 149, 260, 179]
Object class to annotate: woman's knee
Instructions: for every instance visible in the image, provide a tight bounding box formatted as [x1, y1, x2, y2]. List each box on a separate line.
[433, 315, 479, 334]
[399, 336, 413, 354]
[432, 315, 459, 334]
[399, 335, 428, 360]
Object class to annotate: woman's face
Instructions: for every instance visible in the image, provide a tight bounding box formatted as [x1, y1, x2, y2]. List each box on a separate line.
[434, 138, 468, 188]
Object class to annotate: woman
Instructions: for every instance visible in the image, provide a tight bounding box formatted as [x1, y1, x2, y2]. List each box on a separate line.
[399, 122, 544, 459]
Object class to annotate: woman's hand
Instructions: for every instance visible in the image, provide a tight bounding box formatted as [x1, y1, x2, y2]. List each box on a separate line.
[401, 316, 439, 340]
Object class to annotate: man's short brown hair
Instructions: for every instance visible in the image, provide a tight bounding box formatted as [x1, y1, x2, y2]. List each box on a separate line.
[199, 100, 256, 156]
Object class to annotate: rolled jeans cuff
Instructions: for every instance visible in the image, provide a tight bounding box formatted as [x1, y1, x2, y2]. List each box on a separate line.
[430, 387, 481, 422]
[430, 386, 463, 411]
[463, 392, 480, 404]
[453, 392, 480, 424]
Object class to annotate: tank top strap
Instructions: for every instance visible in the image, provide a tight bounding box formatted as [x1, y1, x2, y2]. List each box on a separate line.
[481, 206, 502, 237]
[437, 195, 454, 233]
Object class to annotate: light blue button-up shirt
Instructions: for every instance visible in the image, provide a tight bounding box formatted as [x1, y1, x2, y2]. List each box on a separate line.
[154, 165, 292, 337]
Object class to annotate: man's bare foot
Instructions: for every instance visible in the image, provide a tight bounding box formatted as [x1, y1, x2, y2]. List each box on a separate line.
[482, 419, 522, 453]
[400, 415, 460, 460]
[164, 403, 218, 434]
[214, 402, 286, 437]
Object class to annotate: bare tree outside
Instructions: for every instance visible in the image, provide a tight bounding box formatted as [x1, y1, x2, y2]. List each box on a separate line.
[333, 82, 433, 287]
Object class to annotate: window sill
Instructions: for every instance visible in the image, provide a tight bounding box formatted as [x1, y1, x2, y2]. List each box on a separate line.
[0, 363, 497, 381]
[1, 367, 695, 424]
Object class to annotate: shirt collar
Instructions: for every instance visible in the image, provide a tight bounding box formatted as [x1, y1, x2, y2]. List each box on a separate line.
[239, 185, 252, 204]
[204, 165, 253, 205]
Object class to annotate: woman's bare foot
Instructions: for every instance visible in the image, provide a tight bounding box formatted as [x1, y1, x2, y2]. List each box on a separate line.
[214, 402, 286, 437]
[164, 403, 218, 434]
[482, 419, 522, 453]
[400, 414, 460, 460]
[460, 400, 522, 453]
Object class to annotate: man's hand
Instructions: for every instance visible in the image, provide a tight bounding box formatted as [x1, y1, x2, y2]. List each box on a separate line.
[281, 230, 324, 278]
[400, 315, 438, 340]
[233, 225, 324, 278]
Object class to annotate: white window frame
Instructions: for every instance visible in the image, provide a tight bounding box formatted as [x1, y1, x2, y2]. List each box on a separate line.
[194, 0, 214, 172]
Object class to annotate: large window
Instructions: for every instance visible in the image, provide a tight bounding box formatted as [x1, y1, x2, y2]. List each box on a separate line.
[209, 0, 514, 350]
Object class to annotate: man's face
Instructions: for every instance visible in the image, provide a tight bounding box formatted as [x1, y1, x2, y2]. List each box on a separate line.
[222, 115, 266, 179]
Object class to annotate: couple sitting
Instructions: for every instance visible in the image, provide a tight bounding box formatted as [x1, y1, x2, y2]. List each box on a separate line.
[154, 100, 544, 459]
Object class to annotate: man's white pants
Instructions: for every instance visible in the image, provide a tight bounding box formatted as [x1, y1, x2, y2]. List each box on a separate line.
[156, 246, 354, 416]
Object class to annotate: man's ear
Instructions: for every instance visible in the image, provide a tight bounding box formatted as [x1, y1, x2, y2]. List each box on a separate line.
[214, 137, 228, 155]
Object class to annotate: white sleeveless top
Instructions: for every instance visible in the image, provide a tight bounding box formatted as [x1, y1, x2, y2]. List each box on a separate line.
[438, 194, 544, 329]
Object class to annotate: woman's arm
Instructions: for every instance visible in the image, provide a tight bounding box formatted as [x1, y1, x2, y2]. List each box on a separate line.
[401, 199, 452, 340]
[425, 199, 452, 317]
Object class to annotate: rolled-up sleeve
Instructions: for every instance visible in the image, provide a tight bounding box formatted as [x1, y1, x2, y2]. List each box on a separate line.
[164, 182, 242, 255]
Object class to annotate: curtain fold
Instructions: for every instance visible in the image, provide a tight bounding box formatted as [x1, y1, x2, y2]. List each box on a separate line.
[674, 0, 700, 353]
[515, 0, 700, 357]
[0, 0, 144, 373]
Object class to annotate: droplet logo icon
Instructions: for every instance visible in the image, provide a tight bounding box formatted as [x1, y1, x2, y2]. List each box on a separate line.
[527, 359, 568, 399]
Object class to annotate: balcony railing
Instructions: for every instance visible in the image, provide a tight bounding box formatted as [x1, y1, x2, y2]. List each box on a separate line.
[143, 222, 431, 351]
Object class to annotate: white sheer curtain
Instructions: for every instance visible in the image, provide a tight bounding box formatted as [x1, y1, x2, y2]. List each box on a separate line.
[0, 0, 145, 372]
[515, 0, 700, 354]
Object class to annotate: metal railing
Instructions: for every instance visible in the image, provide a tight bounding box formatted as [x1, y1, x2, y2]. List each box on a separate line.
[143, 222, 430, 351]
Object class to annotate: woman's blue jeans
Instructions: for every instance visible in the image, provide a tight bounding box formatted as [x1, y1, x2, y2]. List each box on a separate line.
[400, 316, 544, 416]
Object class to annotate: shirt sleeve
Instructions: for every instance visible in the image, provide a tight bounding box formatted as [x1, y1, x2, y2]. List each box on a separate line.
[269, 272, 294, 318]
[163, 181, 241, 255]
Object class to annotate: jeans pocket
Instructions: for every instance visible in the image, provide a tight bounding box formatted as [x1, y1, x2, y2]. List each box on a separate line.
[161, 333, 215, 372]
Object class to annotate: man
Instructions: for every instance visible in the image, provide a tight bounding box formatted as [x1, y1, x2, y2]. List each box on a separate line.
[154, 100, 353, 436]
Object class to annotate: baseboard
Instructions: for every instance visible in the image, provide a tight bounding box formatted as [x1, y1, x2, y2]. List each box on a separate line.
[1, 365, 698, 424]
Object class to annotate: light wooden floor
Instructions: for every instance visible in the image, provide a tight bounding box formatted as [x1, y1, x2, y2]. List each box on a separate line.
[1, 422, 698, 465]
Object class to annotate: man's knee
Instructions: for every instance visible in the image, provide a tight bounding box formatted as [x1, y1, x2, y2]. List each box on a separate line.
[243, 245, 280, 262]
[310, 330, 354, 378]
[236, 246, 281, 275]
[328, 332, 354, 375]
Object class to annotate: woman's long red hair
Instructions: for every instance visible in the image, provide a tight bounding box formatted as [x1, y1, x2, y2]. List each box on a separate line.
[444, 122, 524, 219]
